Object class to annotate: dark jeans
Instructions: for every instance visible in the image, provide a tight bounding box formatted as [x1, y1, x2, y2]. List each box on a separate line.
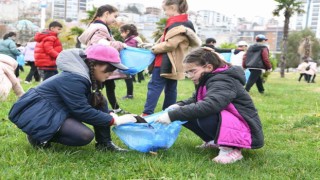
[25, 62, 40, 82]
[124, 77, 133, 96]
[183, 114, 219, 142]
[311, 74, 316, 83]
[104, 80, 119, 109]
[143, 67, 177, 114]
[298, 73, 306, 82]
[43, 70, 58, 81]
[245, 69, 264, 93]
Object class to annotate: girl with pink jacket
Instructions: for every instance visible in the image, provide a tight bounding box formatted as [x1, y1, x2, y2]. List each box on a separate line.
[78, 4, 128, 114]
[0, 54, 24, 101]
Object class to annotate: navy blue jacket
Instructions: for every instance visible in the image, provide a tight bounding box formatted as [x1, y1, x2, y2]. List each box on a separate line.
[9, 72, 113, 143]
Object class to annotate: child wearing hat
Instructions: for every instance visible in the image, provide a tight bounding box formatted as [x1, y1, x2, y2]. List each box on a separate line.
[8, 44, 136, 151]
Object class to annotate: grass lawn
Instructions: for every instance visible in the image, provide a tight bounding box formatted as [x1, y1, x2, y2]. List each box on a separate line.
[0, 68, 319, 179]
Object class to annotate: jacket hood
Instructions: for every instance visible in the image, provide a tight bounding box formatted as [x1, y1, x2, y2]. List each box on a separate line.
[56, 49, 91, 83]
[212, 66, 246, 86]
[250, 44, 267, 52]
[34, 30, 57, 42]
[165, 25, 202, 48]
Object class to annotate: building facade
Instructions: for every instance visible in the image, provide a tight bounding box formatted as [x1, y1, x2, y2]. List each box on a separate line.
[295, 0, 320, 38]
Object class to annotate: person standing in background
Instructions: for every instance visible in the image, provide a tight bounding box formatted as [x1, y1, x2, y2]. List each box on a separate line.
[142, 0, 201, 116]
[230, 41, 248, 67]
[78, 4, 129, 114]
[243, 34, 272, 94]
[119, 24, 143, 100]
[34, 21, 63, 81]
[23, 37, 40, 84]
[0, 32, 21, 77]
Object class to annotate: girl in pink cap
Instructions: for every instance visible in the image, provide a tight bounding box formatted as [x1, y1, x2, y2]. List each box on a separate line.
[9, 44, 136, 151]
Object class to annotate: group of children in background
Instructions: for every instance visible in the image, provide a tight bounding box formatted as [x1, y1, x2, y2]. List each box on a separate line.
[297, 57, 317, 83]
[11, 0, 320, 165]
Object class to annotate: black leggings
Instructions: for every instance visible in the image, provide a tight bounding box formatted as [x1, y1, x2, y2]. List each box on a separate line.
[124, 78, 133, 95]
[51, 118, 95, 146]
[104, 80, 119, 109]
[183, 114, 219, 142]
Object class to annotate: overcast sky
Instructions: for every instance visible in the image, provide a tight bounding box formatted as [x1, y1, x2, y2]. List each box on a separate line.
[98, 0, 280, 20]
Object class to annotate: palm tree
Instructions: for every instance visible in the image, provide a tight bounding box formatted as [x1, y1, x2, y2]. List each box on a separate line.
[81, 6, 97, 25]
[70, 27, 84, 48]
[273, 0, 304, 78]
[152, 18, 167, 42]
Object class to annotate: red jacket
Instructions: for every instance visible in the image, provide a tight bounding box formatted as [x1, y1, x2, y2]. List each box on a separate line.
[34, 30, 62, 69]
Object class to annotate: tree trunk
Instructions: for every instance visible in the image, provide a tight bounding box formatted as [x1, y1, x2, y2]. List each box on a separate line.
[280, 12, 291, 78]
[76, 36, 81, 48]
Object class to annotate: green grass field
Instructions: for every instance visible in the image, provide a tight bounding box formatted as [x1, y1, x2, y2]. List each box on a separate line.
[0, 69, 319, 179]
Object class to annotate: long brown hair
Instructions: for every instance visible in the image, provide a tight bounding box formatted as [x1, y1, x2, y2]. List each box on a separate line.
[184, 47, 231, 69]
[89, 4, 118, 24]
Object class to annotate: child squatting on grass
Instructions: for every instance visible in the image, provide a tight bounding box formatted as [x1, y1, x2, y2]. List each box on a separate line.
[8, 44, 137, 151]
[156, 47, 264, 164]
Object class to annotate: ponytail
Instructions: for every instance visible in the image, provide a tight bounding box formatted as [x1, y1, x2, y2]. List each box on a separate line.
[89, 4, 118, 25]
[85, 60, 106, 109]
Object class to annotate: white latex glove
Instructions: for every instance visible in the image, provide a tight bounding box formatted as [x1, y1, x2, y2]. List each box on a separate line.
[113, 114, 137, 126]
[166, 104, 180, 111]
[155, 112, 171, 124]
[109, 112, 118, 119]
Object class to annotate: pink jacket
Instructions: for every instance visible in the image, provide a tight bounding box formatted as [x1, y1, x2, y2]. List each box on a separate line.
[78, 22, 127, 80]
[0, 54, 24, 101]
[78, 23, 124, 51]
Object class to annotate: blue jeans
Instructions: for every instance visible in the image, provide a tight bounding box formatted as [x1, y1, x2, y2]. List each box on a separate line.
[183, 114, 219, 142]
[143, 67, 177, 114]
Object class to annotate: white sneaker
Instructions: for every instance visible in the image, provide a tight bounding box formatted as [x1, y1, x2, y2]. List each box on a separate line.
[24, 81, 31, 84]
[212, 147, 243, 164]
[113, 108, 122, 113]
[196, 140, 219, 149]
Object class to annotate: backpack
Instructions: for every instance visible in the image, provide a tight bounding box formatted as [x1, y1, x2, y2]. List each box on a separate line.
[306, 65, 311, 71]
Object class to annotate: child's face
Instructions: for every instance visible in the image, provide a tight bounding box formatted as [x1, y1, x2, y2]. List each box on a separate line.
[94, 64, 114, 82]
[103, 11, 119, 25]
[183, 63, 213, 85]
[120, 30, 129, 39]
[162, 2, 179, 17]
[50, 26, 62, 34]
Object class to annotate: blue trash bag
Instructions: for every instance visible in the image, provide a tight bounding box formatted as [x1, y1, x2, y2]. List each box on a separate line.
[17, 54, 25, 66]
[219, 52, 232, 62]
[119, 47, 155, 75]
[245, 69, 250, 83]
[112, 111, 186, 153]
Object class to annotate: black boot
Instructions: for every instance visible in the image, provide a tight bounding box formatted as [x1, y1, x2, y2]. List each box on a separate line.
[95, 141, 128, 152]
[94, 126, 128, 152]
[27, 135, 51, 148]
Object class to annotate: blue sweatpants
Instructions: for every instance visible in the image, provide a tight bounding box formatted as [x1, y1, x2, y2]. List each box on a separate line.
[143, 67, 177, 114]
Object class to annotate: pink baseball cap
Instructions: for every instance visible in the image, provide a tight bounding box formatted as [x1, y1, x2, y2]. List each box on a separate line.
[85, 44, 128, 70]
